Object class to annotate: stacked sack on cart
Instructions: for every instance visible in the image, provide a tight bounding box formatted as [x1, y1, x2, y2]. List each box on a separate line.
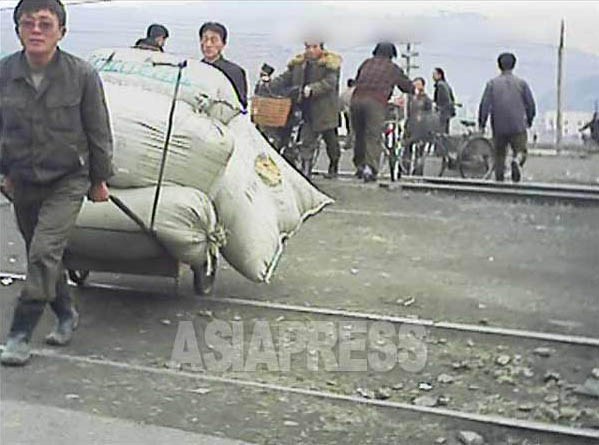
[69, 48, 333, 283]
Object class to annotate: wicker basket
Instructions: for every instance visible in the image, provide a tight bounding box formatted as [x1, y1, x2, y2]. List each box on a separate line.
[251, 96, 292, 128]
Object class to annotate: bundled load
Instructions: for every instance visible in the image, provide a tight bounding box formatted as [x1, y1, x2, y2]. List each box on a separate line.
[70, 186, 223, 270]
[212, 114, 333, 281]
[89, 48, 242, 124]
[75, 48, 333, 283]
[104, 82, 234, 193]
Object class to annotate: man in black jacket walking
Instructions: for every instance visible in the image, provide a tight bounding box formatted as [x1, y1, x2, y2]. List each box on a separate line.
[478, 53, 536, 182]
[351, 42, 414, 182]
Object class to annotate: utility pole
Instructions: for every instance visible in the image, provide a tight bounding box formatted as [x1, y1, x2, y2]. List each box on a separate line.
[401, 42, 420, 78]
[400, 42, 420, 122]
[556, 19, 565, 147]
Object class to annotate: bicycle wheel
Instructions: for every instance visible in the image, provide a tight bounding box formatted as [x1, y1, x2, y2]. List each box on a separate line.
[413, 142, 427, 176]
[458, 136, 494, 179]
[396, 141, 409, 176]
[388, 144, 401, 181]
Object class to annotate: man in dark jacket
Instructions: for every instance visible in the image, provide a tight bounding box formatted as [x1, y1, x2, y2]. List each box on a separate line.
[580, 111, 599, 145]
[269, 40, 342, 179]
[199, 22, 248, 110]
[0, 0, 113, 366]
[478, 52, 536, 182]
[351, 42, 414, 182]
[432, 67, 455, 134]
[134, 23, 169, 52]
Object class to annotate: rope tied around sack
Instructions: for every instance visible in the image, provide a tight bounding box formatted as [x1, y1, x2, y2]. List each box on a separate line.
[205, 224, 227, 276]
[196, 94, 242, 124]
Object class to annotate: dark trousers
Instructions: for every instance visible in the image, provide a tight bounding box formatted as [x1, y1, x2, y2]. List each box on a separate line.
[492, 132, 528, 181]
[299, 123, 340, 163]
[12, 174, 88, 306]
[351, 97, 385, 174]
[342, 110, 354, 151]
[440, 116, 451, 134]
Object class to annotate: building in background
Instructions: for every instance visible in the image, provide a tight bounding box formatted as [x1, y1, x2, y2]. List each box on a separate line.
[539, 110, 593, 143]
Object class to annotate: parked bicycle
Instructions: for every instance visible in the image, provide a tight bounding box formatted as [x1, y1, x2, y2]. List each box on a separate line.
[433, 120, 494, 179]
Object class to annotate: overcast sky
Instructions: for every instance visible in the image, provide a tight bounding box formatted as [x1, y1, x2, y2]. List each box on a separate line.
[1, 0, 598, 55]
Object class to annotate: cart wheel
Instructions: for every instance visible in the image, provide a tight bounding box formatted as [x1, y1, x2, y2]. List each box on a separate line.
[68, 270, 89, 287]
[193, 255, 217, 296]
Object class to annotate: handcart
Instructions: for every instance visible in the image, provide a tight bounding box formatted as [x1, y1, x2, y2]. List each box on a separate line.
[6, 59, 218, 296]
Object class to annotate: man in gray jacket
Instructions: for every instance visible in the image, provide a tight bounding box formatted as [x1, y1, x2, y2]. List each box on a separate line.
[1, 0, 113, 366]
[478, 52, 536, 182]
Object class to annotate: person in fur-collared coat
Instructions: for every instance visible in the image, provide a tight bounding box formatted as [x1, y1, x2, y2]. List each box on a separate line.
[268, 41, 342, 179]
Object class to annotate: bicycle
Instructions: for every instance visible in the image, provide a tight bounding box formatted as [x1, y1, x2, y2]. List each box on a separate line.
[433, 119, 494, 179]
[279, 103, 323, 173]
[379, 103, 404, 181]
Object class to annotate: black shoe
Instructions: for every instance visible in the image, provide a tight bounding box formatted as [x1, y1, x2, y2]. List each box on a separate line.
[511, 160, 521, 183]
[355, 166, 364, 179]
[1, 301, 45, 366]
[323, 160, 339, 179]
[46, 307, 79, 346]
[1, 334, 31, 366]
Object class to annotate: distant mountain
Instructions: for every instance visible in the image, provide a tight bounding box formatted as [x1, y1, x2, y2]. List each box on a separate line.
[2, 3, 598, 114]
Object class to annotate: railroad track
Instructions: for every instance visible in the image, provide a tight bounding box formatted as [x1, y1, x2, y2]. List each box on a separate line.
[0, 347, 596, 442]
[312, 171, 599, 206]
[2, 271, 597, 348]
[2, 273, 598, 441]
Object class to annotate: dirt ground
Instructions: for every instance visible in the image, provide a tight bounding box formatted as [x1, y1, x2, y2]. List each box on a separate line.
[1, 153, 598, 444]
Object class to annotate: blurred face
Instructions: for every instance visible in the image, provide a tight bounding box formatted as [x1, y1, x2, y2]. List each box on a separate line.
[201, 30, 225, 62]
[304, 42, 323, 60]
[17, 9, 64, 63]
[413, 79, 424, 92]
[432, 70, 441, 81]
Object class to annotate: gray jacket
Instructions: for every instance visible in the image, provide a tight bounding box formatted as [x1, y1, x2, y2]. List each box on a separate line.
[478, 71, 536, 136]
[0, 49, 113, 184]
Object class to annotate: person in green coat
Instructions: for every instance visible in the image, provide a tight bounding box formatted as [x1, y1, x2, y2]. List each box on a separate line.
[269, 40, 342, 179]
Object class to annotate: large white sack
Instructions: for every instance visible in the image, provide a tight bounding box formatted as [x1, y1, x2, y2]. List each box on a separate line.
[69, 186, 224, 269]
[104, 82, 234, 192]
[89, 48, 242, 123]
[210, 115, 334, 283]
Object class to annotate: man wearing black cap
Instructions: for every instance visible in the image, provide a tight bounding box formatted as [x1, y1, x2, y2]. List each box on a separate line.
[199, 21, 248, 110]
[351, 42, 414, 182]
[134, 23, 169, 52]
[478, 52, 536, 182]
[0, 0, 113, 366]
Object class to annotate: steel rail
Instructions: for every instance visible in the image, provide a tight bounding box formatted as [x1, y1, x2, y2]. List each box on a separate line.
[312, 170, 599, 205]
[2, 272, 596, 347]
[201, 296, 599, 347]
[1, 347, 597, 440]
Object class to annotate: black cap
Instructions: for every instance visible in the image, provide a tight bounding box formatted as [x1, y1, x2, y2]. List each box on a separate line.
[147, 23, 169, 39]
